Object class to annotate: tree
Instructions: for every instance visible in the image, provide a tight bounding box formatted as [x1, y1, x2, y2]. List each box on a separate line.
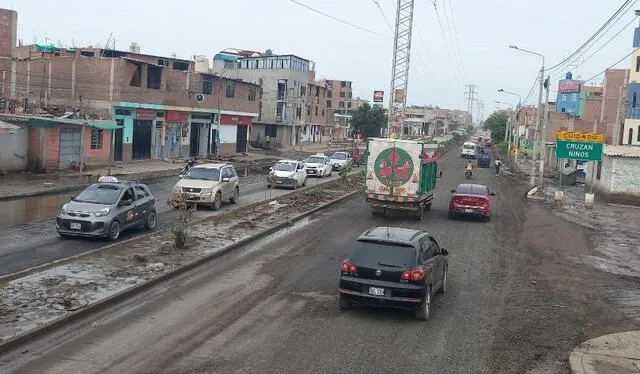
[350, 103, 388, 138]
[482, 112, 508, 142]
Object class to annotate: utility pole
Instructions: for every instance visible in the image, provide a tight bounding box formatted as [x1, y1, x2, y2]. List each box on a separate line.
[387, 0, 415, 139]
[464, 84, 477, 125]
[538, 76, 550, 187]
[596, 76, 606, 133]
[613, 69, 629, 145]
[529, 67, 544, 188]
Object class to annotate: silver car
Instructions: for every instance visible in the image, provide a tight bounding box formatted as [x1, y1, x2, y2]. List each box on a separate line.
[56, 176, 157, 241]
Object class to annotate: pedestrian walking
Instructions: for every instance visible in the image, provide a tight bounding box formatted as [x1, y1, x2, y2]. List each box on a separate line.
[494, 158, 502, 176]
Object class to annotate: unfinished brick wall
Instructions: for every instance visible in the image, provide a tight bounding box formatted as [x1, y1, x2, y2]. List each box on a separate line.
[0, 9, 17, 58]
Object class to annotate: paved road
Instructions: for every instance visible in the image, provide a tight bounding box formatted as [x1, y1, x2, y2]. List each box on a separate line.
[1, 148, 637, 373]
[0, 170, 344, 277]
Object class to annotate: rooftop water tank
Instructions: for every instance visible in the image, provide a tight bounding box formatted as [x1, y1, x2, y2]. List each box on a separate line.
[194, 55, 210, 73]
[129, 42, 140, 54]
[566, 72, 572, 80]
[265, 49, 273, 56]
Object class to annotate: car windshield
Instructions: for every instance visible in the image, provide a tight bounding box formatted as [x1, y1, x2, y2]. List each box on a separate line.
[349, 240, 415, 268]
[305, 156, 325, 164]
[331, 153, 347, 160]
[184, 167, 220, 181]
[274, 162, 296, 171]
[463, 144, 475, 150]
[73, 185, 121, 205]
[455, 185, 488, 196]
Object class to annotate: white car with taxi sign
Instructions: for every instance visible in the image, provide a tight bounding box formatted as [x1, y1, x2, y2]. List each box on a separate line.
[303, 153, 333, 177]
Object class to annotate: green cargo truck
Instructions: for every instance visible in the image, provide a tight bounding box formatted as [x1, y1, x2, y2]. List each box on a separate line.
[365, 138, 440, 220]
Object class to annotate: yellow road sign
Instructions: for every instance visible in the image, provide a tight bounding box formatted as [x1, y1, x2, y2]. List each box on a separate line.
[556, 131, 605, 143]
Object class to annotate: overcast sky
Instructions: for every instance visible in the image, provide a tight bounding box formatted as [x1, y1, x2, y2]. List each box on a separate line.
[2, 0, 638, 119]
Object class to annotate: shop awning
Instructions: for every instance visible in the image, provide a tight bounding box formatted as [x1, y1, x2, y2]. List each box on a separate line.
[27, 117, 121, 129]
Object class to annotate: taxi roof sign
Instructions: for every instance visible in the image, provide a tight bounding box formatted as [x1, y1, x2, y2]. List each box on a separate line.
[98, 176, 119, 183]
[556, 131, 605, 143]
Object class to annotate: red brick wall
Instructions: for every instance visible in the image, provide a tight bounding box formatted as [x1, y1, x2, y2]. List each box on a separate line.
[44, 127, 59, 170]
[0, 9, 17, 58]
[83, 128, 111, 163]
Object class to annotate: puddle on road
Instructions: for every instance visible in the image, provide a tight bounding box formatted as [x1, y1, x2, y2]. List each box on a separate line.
[0, 170, 267, 229]
[0, 191, 75, 228]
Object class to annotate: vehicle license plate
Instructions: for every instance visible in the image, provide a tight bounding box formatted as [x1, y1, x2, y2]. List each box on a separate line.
[464, 209, 474, 213]
[70, 222, 81, 230]
[277, 180, 283, 184]
[369, 286, 384, 296]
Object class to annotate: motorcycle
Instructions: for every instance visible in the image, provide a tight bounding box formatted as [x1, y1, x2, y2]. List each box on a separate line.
[465, 169, 472, 179]
[180, 157, 197, 175]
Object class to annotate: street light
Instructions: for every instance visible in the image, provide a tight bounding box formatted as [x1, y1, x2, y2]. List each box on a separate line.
[509, 44, 546, 188]
[498, 89, 522, 161]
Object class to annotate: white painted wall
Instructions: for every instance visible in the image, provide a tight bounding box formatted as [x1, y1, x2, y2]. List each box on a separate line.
[219, 124, 237, 144]
[0, 127, 28, 171]
[610, 156, 640, 194]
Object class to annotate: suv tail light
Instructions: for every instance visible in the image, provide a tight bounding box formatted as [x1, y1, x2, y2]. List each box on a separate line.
[341, 260, 358, 275]
[401, 269, 426, 281]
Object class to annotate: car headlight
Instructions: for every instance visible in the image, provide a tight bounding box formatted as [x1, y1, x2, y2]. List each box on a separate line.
[172, 185, 181, 193]
[93, 207, 111, 217]
[61, 203, 68, 215]
[201, 188, 213, 194]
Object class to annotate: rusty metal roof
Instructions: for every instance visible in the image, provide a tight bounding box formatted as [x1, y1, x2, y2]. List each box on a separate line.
[604, 145, 640, 158]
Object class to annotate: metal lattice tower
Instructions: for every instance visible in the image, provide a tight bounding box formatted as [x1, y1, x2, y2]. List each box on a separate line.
[387, 0, 415, 138]
[476, 100, 484, 123]
[464, 84, 477, 125]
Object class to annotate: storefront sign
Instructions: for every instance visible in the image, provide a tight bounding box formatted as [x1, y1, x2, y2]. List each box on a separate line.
[135, 109, 156, 119]
[165, 110, 187, 122]
[373, 90, 384, 103]
[220, 114, 252, 125]
[558, 81, 581, 93]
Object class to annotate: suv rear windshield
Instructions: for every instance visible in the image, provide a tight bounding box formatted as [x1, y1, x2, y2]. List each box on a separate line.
[331, 153, 347, 160]
[349, 240, 416, 268]
[74, 185, 121, 205]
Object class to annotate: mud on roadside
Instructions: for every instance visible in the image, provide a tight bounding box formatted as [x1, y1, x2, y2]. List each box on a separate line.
[0, 175, 363, 343]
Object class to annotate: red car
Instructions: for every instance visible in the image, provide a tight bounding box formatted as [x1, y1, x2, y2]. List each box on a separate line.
[448, 183, 495, 221]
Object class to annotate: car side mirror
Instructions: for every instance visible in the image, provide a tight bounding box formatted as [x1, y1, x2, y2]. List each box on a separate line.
[178, 174, 184, 179]
[450, 189, 455, 193]
[490, 192, 496, 196]
[222, 177, 230, 182]
[441, 248, 449, 256]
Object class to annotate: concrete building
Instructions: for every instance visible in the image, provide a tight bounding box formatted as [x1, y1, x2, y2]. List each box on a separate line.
[622, 25, 640, 145]
[213, 49, 311, 148]
[304, 73, 333, 143]
[0, 11, 260, 169]
[586, 145, 640, 205]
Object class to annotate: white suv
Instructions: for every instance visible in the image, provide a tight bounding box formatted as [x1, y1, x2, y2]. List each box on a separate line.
[172, 163, 239, 210]
[461, 142, 476, 159]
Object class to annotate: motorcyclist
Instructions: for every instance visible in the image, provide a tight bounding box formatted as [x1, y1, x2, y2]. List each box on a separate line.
[465, 161, 473, 177]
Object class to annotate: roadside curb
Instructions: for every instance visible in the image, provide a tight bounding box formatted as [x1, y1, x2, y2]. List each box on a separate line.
[569, 331, 640, 374]
[0, 188, 361, 353]
[0, 171, 362, 283]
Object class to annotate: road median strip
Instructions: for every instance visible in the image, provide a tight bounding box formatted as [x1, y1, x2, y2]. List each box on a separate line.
[0, 174, 363, 351]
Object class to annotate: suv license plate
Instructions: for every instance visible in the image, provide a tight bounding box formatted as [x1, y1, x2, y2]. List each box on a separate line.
[464, 209, 474, 213]
[70, 223, 81, 230]
[369, 287, 384, 296]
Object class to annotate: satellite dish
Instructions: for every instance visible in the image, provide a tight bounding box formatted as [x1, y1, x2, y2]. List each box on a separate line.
[195, 93, 205, 103]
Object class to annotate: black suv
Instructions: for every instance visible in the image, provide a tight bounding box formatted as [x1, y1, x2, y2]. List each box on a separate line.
[338, 227, 449, 320]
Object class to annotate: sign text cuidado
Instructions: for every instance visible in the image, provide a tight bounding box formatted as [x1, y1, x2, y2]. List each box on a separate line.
[556, 131, 605, 143]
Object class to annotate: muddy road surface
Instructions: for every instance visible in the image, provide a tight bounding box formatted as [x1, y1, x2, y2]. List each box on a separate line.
[1, 149, 638, 373]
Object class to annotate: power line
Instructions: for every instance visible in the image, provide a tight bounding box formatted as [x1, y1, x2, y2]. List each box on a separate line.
[582, 49, 635, 82]
[288, 0, 382, 36]
[440, 0, 466, 81]
[372, 0, 394, 31]
[546, 0, 636, 72]
[428, 0, 464, 87]
[551, 14, 638, 81]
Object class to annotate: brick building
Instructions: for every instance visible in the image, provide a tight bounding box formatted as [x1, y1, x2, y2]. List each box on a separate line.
[0, 9, 260, 170]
